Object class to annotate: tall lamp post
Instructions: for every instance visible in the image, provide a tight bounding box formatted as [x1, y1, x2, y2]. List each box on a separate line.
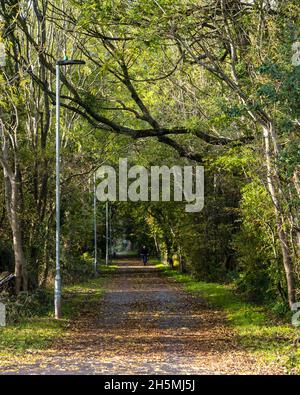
[55, 58, 85, 319]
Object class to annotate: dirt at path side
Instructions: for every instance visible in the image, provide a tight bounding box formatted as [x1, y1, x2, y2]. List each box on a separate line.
[0, 259, 284, 374]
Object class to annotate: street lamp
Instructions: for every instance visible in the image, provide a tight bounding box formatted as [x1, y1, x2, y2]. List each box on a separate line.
[55, 58, 85, 319]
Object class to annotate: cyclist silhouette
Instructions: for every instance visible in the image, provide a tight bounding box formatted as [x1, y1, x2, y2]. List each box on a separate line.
[140, 245, 149, 266]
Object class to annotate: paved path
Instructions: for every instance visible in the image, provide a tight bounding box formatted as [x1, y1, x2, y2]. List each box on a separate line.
[0, 259, 282, 374]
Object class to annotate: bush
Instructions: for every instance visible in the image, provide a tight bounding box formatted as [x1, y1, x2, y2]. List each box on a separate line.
[0, 288, 53, 324]
[232, 181, 284, 304]
[61, 252, 95, 284]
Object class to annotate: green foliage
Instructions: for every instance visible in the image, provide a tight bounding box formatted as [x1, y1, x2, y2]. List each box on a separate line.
[0, 289, 53, 324]
[232, 181, 284, 303]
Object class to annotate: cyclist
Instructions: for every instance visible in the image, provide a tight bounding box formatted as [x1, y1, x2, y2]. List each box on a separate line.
[140, 245, 149, 266]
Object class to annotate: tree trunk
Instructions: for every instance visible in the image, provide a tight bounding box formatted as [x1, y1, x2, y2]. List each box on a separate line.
[263, 125, 296, 308]
[10, 177, 27, 293]
[179, 254, 186, 274]
[40, 232, 50, 288]
[1, 122, 27, 293]
[293, 166, 300, 199]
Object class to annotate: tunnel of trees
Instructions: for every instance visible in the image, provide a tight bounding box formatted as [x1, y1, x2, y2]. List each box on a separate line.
[0, 0, 299, 315]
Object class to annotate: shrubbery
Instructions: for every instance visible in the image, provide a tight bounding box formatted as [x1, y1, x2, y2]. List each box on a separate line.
[0, 288, 53, 324]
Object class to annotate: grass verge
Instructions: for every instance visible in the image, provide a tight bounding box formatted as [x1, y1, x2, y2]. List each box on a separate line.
[0, 265, 116, 359]
[157, 263, 300, 374]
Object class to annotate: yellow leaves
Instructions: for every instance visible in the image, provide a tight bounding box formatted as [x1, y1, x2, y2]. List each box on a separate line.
[141, 89, 156, 106]
[19, 77, 29, 91]
[81, 65, 92, 77]
[89, 86, 98, 95]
